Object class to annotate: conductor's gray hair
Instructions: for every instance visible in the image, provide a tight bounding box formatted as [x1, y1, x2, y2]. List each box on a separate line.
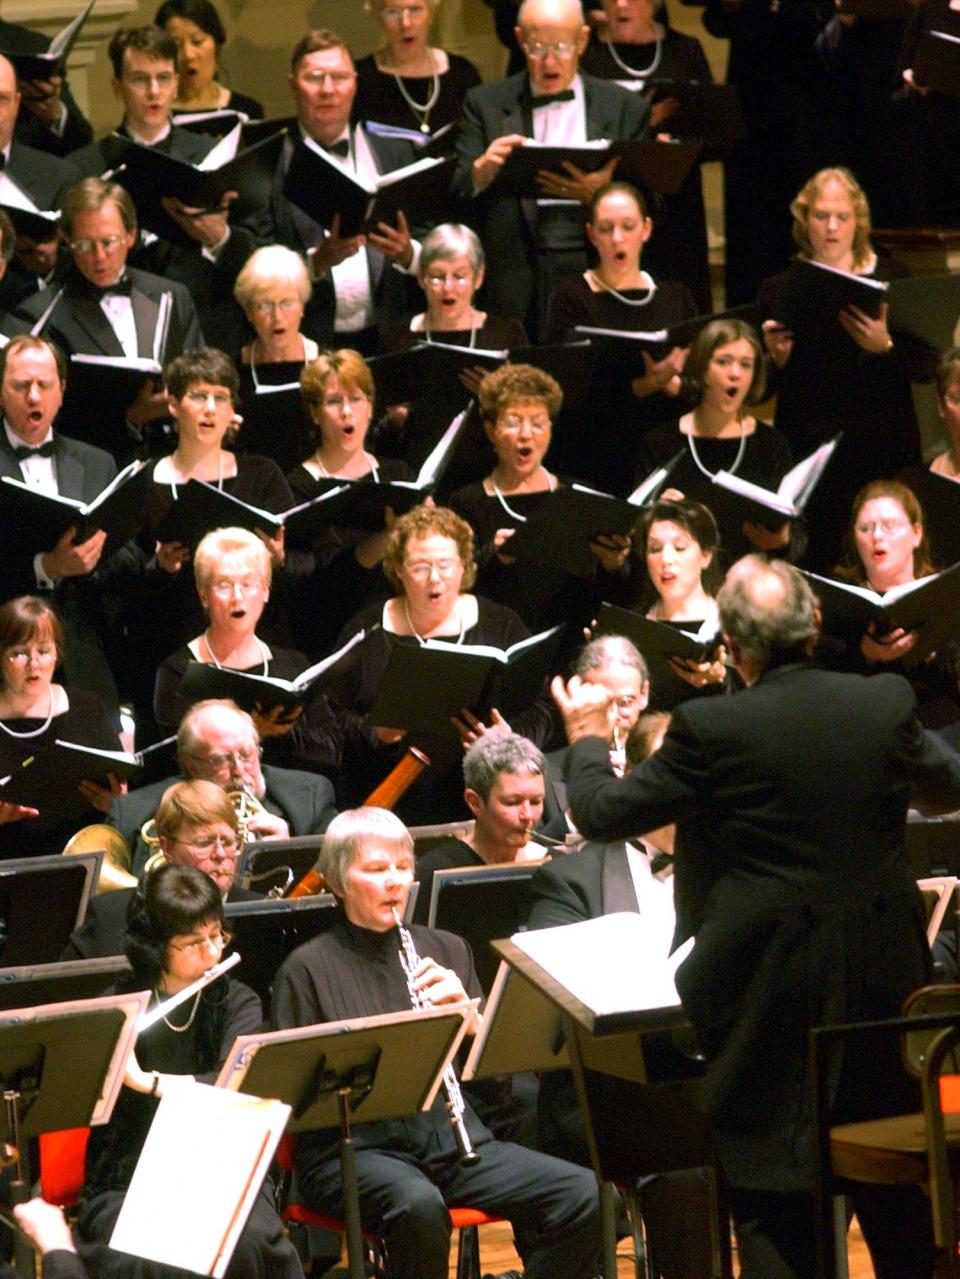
[321, 807, 413, 896]
[718, 556, 818, 663]
[463, 733, 545, 800]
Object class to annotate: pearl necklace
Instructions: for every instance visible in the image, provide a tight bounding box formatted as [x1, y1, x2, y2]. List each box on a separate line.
[0, 688, 54, 738]
[249, 337, 305, 391]
[424, 309, 478, 348]
[403, 596, 465, 645]
[586, 269, 657, 308]
[313, 452, 379, 481]
[202, 630, 270, 674]
[388, 50, 440, 133]
[604, 33, 663, 80]
[491, 469, 556, 523]
[168, 449, 225, 497]
[686, 418, 748, 480]
[154, 986, 202, 1033]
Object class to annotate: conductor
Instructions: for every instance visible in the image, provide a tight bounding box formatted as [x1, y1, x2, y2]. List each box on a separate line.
[552, 555, 960, 1279]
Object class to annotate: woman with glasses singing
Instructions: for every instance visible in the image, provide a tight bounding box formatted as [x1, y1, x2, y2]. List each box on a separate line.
[0, 595, 124, 860]
[76, 858, 305, 1279]
[286, 349, 415, 655]
[232, 246, 319, 474]
[354, 0, 480, 137]
[329, 503, 552, 821]
[153, 528, 340, 775]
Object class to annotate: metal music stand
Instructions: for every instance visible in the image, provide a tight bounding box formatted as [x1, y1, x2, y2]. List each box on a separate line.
[0, 990, 147, 1277]
[216, 1002, 477, 1279]
[0, 853, 103, 966]
[468, 934, 696, 1279]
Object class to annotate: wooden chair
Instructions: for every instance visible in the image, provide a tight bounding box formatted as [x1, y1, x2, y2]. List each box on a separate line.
[812, 985, 960, 1279]
[275, 1133, 508, 1279]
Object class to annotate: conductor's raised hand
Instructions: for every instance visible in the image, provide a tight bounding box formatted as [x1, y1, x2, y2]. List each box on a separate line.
[552, 672, 616, 743]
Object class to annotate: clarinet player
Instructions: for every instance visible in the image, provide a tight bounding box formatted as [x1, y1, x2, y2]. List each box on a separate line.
[271, 806, 601, 1279]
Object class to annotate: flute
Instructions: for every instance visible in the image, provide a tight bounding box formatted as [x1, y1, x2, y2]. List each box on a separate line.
[392, 908, 480, 1167]
[137, 951, 240, 1032]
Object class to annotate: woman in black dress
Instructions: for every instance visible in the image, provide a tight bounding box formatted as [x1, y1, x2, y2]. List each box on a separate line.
[354, 0, 481, 137]
[545, 181, 696, 493]
[636, 319, 795, 565]
[758, 166, 928, 571]
[287, 348, 414, 654]
[581, 0, 715, 311]
[155, 0, 265, 120]
[0, 596, 123, 861]
[77, 859, 303, 1279]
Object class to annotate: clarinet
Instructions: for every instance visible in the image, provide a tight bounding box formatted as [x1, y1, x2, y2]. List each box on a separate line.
[392, 908, 480, 1166]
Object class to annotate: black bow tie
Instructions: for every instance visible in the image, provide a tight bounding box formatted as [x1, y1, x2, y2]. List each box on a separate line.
[530, 89, 575, 108]
[78, 274, 133, 301]
[323, 138, 350, 158]
[13, 440, 55, 461]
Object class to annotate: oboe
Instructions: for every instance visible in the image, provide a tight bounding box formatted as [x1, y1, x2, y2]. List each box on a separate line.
[391, 908, 480, 1166]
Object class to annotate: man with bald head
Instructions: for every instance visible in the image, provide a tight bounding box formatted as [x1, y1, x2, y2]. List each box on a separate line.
[453, 0, 647, 339]
[0, 52, 79, 218]
[554, 555, 960, 1279]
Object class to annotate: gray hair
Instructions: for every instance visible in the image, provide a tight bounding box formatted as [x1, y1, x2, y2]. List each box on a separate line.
[419, 224, 485, 278]
[717, 556, 818, 665]
[234, 244, 312, 311]
[463, 733, 545, 801]
[576, 634, 648, 681]
[177, 698, 259, 765]
[320, 807, 413, 896]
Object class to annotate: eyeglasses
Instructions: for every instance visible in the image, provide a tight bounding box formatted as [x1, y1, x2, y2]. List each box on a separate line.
[172, 832, 239, 854]
[69, 235, 125, 255]
[169, 929, 233, 955]
[404, 558, 462, 579]
[4, 645, 56, 664]
[125, 71, 177, 89]
[381, 4, 429, 19]
[184, 389, 232, 408]
[498, 413, 551, 434]
[208, 578, 265, 597]
[424, 273, 473, 290]
[299, 70, 355, 86]
[523, 40, 578, 58]
[252, 298, 301, 315]
[321, 393, 369, 413]
[187, 747, 261, 771]
[855, 520, 912, 536]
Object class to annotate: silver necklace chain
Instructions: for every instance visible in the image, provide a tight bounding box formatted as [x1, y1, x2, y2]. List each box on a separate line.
[154, 986, 202, 1033]
[403, 596, 465, 645]
[202, 631, 270, 676]
[586, 269, 657, 308]
[491, 470, 556, 523]
[424, 309, 478, 347]
[686, 419, 748, 480]
[604, 34, 663, 79]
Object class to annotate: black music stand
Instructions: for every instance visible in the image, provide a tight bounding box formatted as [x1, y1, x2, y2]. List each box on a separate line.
[466, 920, 696, 1279]
[216, 1003, 476, 1279]
[239, 835, 325, 896]
[223, 896, 338, 1013]
[0, 853, 103, 966]
[428, 860, 547, 994]
[0, 990, 147, 1277]
[0, 956, 132, 1009]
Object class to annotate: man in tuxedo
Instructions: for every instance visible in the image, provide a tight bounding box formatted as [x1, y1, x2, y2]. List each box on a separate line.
[243, 28, 421, 353]
[0, 17, 93, 157]
[452, 0, 648, 339]
[108, 699, 338, 876]
[0, 53, 79, 214]
[13, 176, 202, 458]
[68, 25, 253, 351]
[0, 334, 119, 714]
[554, 555, 960, 1279]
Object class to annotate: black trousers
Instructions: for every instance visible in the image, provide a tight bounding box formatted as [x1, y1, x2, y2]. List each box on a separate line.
[301, 1138, 600, 1279]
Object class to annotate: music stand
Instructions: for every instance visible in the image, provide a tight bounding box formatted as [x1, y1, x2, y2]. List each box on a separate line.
[0, 990, 148, 1277]
[468, 922, 692, 1279]
[216, 1003, 477, 1279]
[428, 860, 547, 994]
[239, 835, 325, 896]
[224, 896, 338, 1013]
[0, 853, 103, 966]
[0, 956, 132, 1009]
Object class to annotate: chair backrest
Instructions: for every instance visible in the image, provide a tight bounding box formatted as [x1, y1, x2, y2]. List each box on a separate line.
[38, 1128, 90, 1208]
[917, 876, 958, 947]
[903, 985, 960, 1083]
[410, 821, 474, 859]
[921, 1021, 960, 1252]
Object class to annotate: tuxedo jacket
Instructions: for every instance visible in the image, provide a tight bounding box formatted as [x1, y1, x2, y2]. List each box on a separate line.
[242, 127, 419, 339]
[566, 663, 960, 1190]
[108, 763, 339, 876]
[452, 72, 649, 323]
[6, 139, 79, 210]
[0, 17, 93, 156]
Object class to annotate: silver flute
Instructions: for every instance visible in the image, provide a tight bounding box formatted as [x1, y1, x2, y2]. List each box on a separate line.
[392, 908, 480, 1166]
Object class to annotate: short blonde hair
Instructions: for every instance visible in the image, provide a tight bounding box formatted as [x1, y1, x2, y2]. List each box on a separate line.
[382, 504, 477, 592]
[300, 349, 375, 440]
[790, 167, 873, 270]
[194, 527, 272, 593]
[154, 778, 239, 841]
[234, 244, 312, 311]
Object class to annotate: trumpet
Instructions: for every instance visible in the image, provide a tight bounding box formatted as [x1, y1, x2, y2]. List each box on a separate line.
[392, 908, 480, 1167]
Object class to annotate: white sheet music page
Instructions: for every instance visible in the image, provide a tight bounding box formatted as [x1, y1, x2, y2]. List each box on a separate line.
[511, 913, 693, 1016]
